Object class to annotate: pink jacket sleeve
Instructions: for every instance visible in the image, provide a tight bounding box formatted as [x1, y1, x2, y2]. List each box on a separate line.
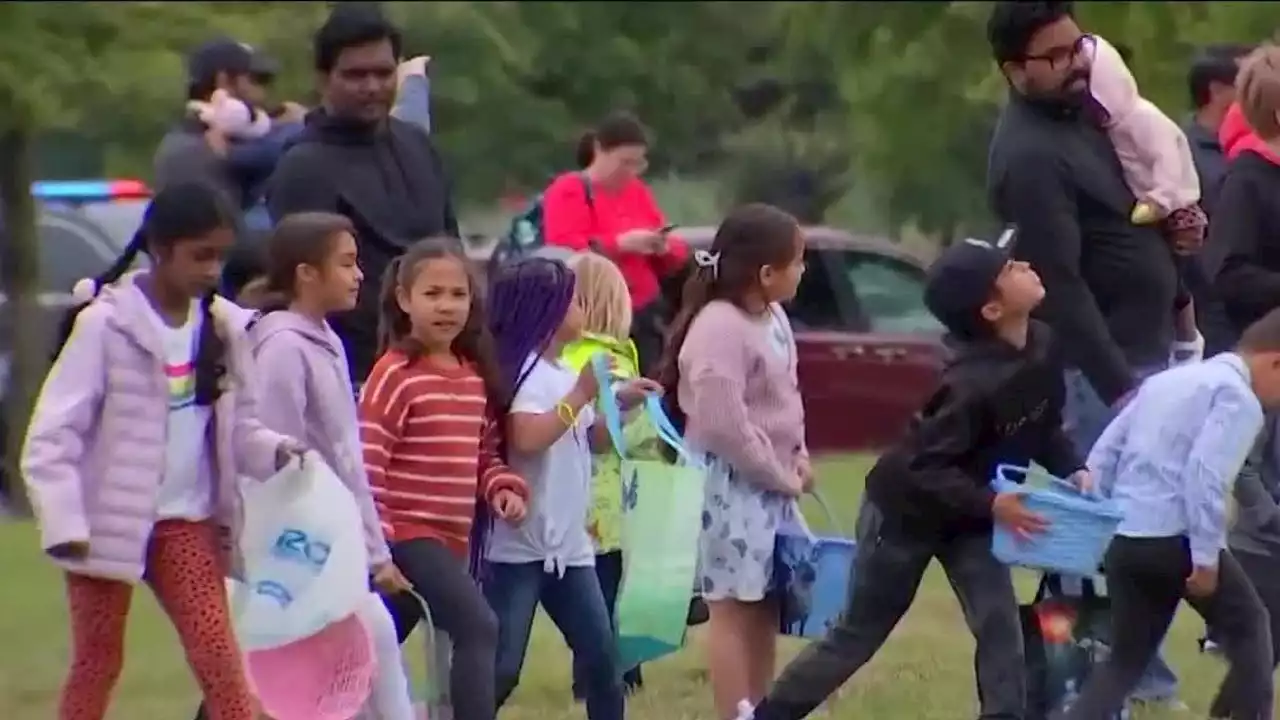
[1091, 34, 1200, 216]
[227, 328, 287, 481]
[681, 303, 791, 491]
[21, 305, 107, 550]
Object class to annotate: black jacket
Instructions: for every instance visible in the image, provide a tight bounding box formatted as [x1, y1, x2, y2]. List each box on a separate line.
[864, 321, 1083, 538]
[1212, 151, 1280, 333]
[988, 93, 1177, 405]
[266, 109, 460, 381]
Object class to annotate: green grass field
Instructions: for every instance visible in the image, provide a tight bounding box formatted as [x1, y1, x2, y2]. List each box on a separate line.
[0, 455, 1262, 719]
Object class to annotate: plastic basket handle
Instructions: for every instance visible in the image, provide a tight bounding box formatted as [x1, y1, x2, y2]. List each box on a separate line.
[992, 463, 1084, 497]
[805, 490, 844, 537]
[590, 354, 629, 460]
[407, 589, 445, 706]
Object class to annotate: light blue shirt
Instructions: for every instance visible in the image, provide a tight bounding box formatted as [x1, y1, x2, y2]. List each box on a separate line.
[1088, 353, 1263, 568]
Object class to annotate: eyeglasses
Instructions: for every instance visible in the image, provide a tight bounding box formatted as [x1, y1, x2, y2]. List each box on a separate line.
[1022, 34, 1096, 71]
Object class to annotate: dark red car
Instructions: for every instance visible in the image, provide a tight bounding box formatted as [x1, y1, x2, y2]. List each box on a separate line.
[679, 226, 946, 453]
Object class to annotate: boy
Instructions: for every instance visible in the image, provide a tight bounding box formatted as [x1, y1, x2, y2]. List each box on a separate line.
[747, 229, 1087, 720]
[1056, 310, 1280, 720]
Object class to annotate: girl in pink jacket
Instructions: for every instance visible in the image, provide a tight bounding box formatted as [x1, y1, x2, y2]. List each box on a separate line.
[22, 182, 301, 720]
[1089, 34, 1207, 363]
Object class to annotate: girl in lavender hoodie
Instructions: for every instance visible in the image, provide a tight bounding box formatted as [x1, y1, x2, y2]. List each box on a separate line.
[22, 182, 302, 720]
[241, 211, 416, 719]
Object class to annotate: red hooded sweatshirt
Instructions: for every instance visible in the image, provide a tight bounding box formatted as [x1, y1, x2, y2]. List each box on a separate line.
[542, 172, 688, 310]
[1219, 101, 1280, 164]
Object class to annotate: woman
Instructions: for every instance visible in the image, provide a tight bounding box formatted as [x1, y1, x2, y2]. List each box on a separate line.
[542, 112, 688, 375]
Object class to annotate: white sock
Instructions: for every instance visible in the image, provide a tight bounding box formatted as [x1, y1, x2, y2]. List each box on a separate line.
[358, 592, 416, 720]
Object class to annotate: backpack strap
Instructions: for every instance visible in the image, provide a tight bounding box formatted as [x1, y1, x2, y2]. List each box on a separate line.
[579, 172, 604, 254]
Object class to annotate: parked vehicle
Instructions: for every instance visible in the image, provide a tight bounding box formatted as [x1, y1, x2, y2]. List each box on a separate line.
[679, 226, 946, 453]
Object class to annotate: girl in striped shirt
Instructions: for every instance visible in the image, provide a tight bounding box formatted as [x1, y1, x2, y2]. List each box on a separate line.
[359, 238, 529, 720]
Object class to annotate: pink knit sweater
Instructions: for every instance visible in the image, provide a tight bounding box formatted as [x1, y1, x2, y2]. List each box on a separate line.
[677, 300, 808, 491]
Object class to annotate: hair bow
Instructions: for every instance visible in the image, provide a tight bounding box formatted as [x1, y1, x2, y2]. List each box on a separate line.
[693, 250, 721, 278]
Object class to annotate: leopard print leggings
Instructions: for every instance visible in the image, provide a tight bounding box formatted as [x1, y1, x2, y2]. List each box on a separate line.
[59, 519, 254, 720]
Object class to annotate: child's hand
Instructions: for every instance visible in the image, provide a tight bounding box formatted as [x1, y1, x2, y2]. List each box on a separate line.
[615, 378, 663, 409]
[992, 492, 1048, 538]
[1071, 469, 1094, 495]
[274, 439, 307, 471]
[372, 561, 413, 595]
[48, 540, 90, 561]
[573, 360, 603, 403]
[797, 457, 814, 493]
[398, 55, 431, 82]
[491, 489, 527, 523]
[1186, 565, 1219, 598]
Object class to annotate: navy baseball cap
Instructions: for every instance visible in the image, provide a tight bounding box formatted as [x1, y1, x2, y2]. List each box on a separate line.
[187, 38, 278, 84]
[923, 227, 1018, 337]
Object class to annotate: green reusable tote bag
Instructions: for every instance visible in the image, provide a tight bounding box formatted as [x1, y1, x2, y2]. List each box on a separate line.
[592, 356, 706, 670]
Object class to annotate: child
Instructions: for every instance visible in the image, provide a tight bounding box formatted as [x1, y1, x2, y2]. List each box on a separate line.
[1055, 310, 1280, 720]
[560, 252, 656, 698]
[188, 87, 272, 140]
[360, 238, 530, 720]
[242, 211, 416, 719]
[484, 257, 660, 720]
[22, 182, 302, 720]
[1088, 33, 1207, 362]
[656, 203, 811, 719]
[745, 228, 1086, 720]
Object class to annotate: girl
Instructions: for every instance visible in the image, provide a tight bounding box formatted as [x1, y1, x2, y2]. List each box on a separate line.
[23, 181, 302, 720]
[484, 257, 659, 720]
[559, 252, 657, 698]
[232, 211, 417, 719]
[360, 238, 530, 720]
[1088, 33, 1206, 363]
[657, 203, 809, 719]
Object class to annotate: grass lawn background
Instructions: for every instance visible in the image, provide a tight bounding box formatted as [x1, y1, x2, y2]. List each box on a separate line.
[0, 455, 1261, 719]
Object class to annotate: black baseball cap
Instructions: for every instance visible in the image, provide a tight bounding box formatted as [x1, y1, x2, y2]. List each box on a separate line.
[923, 227, 1018, 337]
[187, 38, 279, 84]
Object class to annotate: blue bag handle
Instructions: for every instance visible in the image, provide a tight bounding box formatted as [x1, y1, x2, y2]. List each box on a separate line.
[590, 353, 702, 467]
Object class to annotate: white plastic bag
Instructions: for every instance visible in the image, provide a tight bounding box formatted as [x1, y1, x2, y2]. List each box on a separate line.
[232, 451, 369, 650]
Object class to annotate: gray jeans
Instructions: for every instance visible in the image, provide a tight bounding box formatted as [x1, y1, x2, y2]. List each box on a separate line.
[754, 500, 1025, 720]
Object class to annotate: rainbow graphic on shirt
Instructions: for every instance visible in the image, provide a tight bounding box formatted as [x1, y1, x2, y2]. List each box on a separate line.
[165, 360, 197, 410]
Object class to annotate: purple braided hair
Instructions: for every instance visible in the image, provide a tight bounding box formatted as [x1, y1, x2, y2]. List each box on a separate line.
[467, 257, 577, 583]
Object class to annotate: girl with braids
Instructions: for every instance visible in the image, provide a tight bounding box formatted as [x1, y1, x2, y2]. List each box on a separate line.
[358, 238, 528, 720]
[657, 203, 808, 720]
[23, 181, 304, 720]
[484, 257, 659, 720]
[191, 212, 418, 720]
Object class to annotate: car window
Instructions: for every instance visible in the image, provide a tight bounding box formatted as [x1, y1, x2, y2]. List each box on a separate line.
[38, 211, 121, 294]
[842, 254, 942, 334]
[77, 199, 149, 253]
[787, 249, 843, 330]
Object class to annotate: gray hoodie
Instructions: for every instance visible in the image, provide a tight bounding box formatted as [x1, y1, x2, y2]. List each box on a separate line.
[1229, 414, 1280, 558]
[247, 309, 391, 565]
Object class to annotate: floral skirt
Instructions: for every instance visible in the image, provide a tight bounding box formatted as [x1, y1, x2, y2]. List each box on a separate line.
[695, 456, 789, 602]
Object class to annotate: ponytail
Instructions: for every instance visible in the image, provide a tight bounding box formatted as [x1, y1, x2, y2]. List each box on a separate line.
[655, 258, 716, 435]
[575, 130, 596, 170]
[51, 228, 147, 361]
[192, 290, 228, 407]
[377, 257, 411, 356]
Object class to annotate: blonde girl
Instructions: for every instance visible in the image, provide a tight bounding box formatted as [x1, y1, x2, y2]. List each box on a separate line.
[559, 252, 656, 697]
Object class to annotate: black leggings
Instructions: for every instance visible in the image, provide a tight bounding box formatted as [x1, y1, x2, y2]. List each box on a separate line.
[382, 537, 500, 720]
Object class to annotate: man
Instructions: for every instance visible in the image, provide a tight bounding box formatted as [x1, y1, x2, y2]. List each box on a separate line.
[1183, 45, 1253, 357]
[985, 1, 1183, 711]
[267, 6, 459, 382]
[154, 38, 301, 205]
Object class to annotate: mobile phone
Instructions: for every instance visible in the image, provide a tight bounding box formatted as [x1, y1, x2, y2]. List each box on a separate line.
[659, 223, 678, 235]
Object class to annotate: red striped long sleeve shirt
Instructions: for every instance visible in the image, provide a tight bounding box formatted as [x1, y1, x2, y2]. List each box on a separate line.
[359, 351, 527, 557]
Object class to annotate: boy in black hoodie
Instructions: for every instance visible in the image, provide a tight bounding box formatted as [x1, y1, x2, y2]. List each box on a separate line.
[747, 229, 1088, 720]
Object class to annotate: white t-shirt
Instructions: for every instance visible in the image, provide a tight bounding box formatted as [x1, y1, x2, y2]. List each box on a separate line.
[146, 298, 215, 520]
[486, 354, 596, 574]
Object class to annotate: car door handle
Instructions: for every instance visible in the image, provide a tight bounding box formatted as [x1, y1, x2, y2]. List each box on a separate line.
[874, 347, 907, 361]
[832, 345, 866, 360]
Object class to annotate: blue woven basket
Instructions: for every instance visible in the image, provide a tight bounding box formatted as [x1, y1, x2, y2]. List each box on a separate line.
[990, 464, 1124, 576]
